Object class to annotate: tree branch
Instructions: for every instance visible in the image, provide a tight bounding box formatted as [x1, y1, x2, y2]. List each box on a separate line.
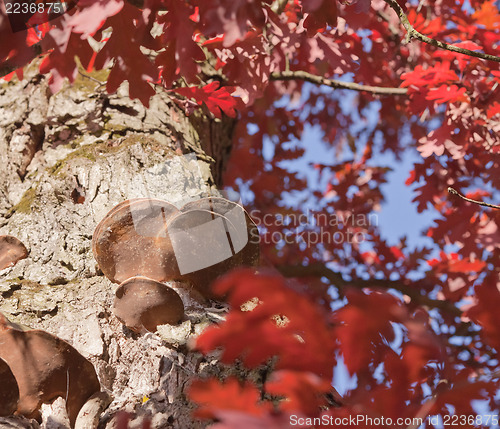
[270, 70, 408, 95]
[276, 263, 462, 316]
[384, 0, 500, 63]
[448, 187, 500, 210]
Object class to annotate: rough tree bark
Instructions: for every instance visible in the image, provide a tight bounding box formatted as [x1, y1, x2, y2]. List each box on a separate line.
[0, 64, 252, 429]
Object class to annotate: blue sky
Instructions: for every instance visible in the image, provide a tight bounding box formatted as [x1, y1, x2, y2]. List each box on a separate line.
[270, 123, 436, 250]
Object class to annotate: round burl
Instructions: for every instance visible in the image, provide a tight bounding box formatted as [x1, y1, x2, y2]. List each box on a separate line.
[113, 276, 185, 333]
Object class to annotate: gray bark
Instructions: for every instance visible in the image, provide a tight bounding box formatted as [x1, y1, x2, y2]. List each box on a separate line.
[0, 66, 248, 428]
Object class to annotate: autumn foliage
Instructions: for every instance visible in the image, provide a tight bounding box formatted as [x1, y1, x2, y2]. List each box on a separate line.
[2, 0, 500, 427]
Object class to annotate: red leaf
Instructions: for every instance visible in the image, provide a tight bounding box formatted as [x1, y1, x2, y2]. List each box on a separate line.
[407, 9, 442, 36]
[428, 252, 486, 274]
[333, 290, 406, 375]
[401, 62, 459, 88]
[487, 102, 500, 119]
[472, 0, 500, 30]
[425, 84, 468, 104]
[265, 370, 331, 416]
[448, 258, 486, 273]
[2, 68, 23, 82]
[188, 377, 271, 420]
[69, 0, 123, 38]
[302, 0, 337, 34]
[26, 23, 51, 46]
[156, 1, 205, 86]
[390, 246, 404, 259]
[198, 0, 266, 47]
[91, 2, 158, 106]
[174, 82, 238, 118]
[39, 27, 95, 93]
[466, 281, 500, 356]
[401, 318, 443, 382]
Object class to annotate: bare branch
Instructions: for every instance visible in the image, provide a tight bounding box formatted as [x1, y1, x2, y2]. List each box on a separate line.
[448, 187, 500, 210]
[384, 0, 500, 63]
[270, 70, 408, 95]
[277, 263, 462, 316]
[78, 70, 106, 88]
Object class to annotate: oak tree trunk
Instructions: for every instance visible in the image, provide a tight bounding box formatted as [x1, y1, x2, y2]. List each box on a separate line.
[0, 65, 245, 429]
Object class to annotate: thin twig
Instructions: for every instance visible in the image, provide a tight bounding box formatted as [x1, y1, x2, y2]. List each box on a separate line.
[78, 70, 105, 87]
[384, 0, 500, 63]
[448, 187, 500, 210]
[270, 70, 408, 95]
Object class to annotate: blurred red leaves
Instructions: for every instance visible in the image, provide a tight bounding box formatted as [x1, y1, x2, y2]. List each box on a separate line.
[190, 270, 451, 425]
[189, 377, 272, 419]
[195, 269, 335, 378]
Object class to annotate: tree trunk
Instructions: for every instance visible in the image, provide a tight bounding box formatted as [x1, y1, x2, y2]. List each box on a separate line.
[0, 65, 243, 428]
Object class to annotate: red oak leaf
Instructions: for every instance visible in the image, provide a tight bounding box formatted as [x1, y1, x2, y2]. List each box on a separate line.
[198, 0, 267, 47]
[401, 317, 443, 383]
[1, 68, 23, 82]
[188, 377, 271, 419]
[487, 102, 500, 118]
[69, 0, 123, 38]
[407, 9, 442, 36]
[390, 246, 404, 259]
[156, 0, 205, 86]
[174, 81, 238, 118]
[428, 252, 486, 274]
[265, 370, 331, 416]
[472, 0, 500, 30]
[302, 0, 338, 34]
[332, 289, 407, 375]
[26, 22, 51, 46]
[466, 279, 500, 355]
[91, 2, 158, 106]
[401, 62, 459, 88]
[426, 84, 468, 104]
[39, 20, 95, 93]
[405, 170, 416, 185]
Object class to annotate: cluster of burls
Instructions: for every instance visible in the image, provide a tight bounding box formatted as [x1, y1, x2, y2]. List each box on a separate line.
[92, 196, 259, 333]
[0, 236, 99, 426]
[0, 196, 259, 425]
